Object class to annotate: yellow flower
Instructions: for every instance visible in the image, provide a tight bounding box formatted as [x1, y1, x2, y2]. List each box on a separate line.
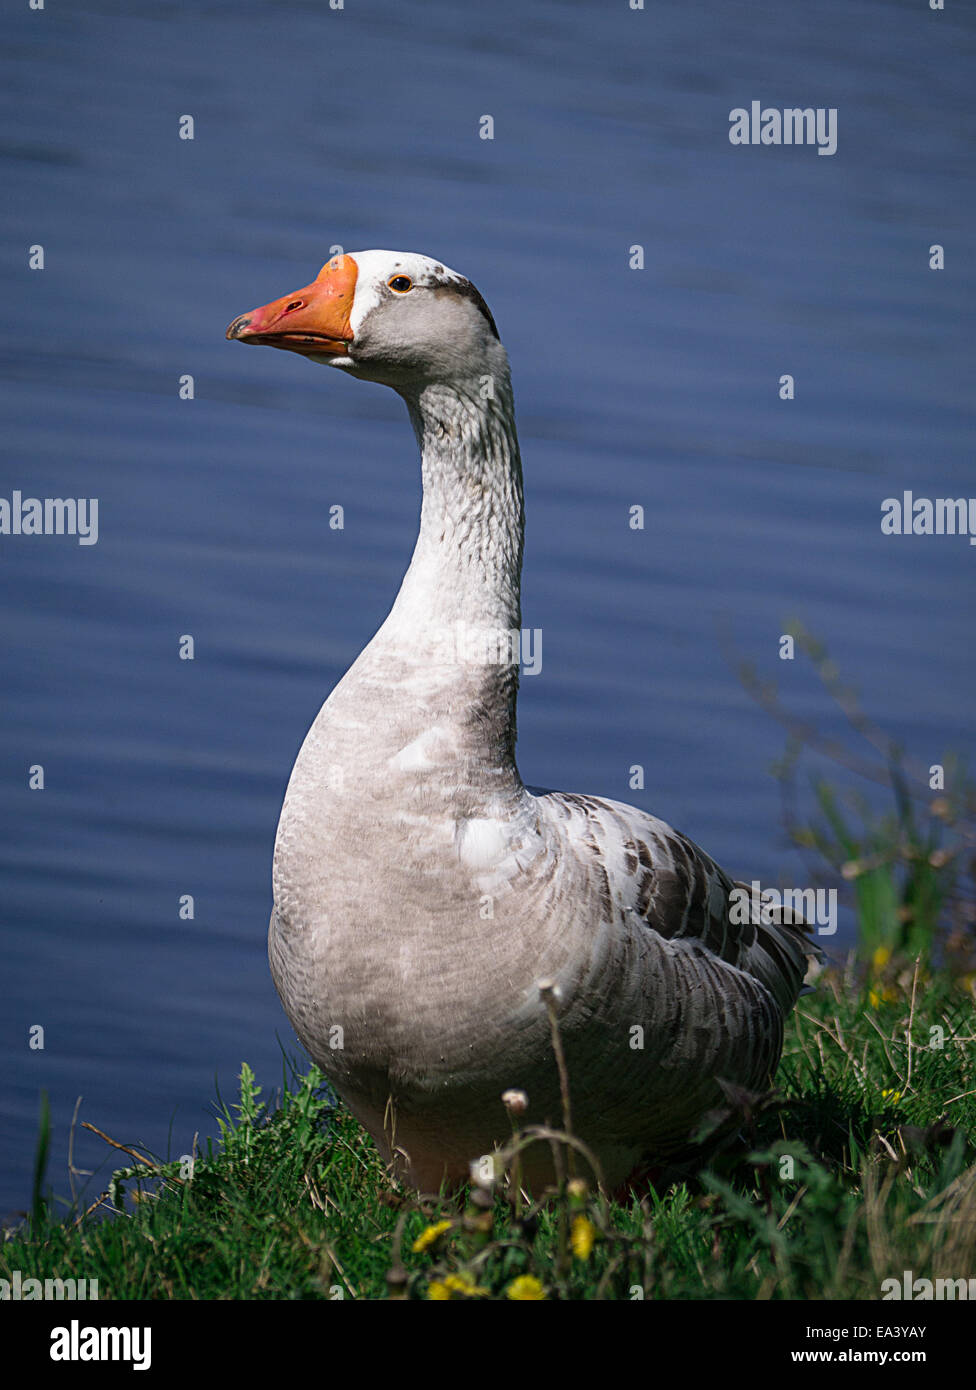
[427, 1272, 488, 1300]
[506, 1275, 547, 1301]
[570, 1214, 596, 1261]
[412, 1219, 452, 1254]
[872, 945, 891, 970]
[868, 984, 897, 1008]
[881, 1089, 903, 1104]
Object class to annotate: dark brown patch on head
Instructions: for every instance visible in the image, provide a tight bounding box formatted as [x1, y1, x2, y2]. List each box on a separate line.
[436, 275, 500, 339]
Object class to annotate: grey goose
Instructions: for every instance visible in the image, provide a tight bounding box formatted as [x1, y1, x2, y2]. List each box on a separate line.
[227, 250, 817, 1192]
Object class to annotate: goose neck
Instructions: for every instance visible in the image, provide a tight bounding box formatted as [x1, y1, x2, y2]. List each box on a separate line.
[395, 373, 524, 633]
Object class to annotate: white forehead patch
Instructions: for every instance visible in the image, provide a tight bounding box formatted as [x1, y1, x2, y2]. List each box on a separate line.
[347, 249, 464, 336]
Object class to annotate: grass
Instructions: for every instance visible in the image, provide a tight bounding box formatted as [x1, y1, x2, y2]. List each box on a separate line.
[2, 963, 974, 1300]
[3, 638, 975, 1300]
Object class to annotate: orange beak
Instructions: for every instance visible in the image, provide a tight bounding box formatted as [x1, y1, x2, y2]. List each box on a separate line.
[226, 254, 358, 356]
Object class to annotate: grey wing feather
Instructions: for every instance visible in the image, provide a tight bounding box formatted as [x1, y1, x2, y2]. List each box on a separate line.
[538, 790, 821, 1015]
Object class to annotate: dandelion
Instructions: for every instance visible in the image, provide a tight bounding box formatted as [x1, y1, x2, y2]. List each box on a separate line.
[412, 1219, 452, 1254]
[571, 1214, 596, 1261]
[506, 1275, 547, 1300]
[536, 977, 562, 1004]
[427, 1272, 489, 1300]
[501, 1088, 529, 1116]
[501, 1090, 529, 1218]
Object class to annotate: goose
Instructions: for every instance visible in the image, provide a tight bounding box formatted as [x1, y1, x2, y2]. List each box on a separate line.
[226, 250, 818, 1193]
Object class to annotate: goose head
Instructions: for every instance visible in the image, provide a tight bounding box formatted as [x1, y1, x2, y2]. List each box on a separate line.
[226, 249, 503, 390]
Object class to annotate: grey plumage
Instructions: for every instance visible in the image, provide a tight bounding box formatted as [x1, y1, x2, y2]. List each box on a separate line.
[231, 249, 820, 1192]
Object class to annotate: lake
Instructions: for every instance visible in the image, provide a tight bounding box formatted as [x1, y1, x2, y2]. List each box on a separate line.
[1, 0, 973, 1219]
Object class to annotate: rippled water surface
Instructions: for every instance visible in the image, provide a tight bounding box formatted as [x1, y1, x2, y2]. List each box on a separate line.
[1, 0, 974, 1216]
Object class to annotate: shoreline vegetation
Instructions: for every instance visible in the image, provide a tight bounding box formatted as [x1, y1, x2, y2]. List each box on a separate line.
[3, 638, 974, 1300]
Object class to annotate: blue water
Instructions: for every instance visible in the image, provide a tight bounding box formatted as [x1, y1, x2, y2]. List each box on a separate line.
[1, 0, 973, 1219]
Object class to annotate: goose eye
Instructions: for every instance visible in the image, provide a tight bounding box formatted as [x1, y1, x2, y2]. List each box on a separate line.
[388, 275, 413, 293]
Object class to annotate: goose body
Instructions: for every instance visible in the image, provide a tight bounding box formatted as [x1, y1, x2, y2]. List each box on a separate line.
[228, 250, 815, 1191]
